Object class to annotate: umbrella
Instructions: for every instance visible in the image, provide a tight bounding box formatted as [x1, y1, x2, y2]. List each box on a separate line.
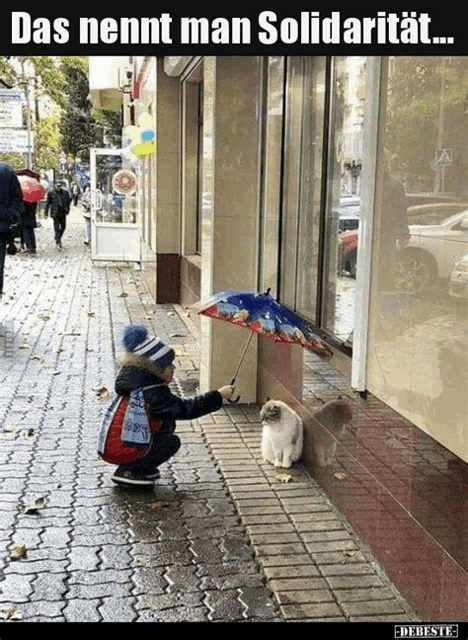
[190, 288, 332, 402]
[16, 168, 40, 180]
[17, 175, 46, 203]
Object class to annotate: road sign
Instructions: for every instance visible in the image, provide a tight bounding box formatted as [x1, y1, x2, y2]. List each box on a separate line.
[437, 148, 453, 166]
[0, 91, 23, 128]
[0, 128, 33, 153]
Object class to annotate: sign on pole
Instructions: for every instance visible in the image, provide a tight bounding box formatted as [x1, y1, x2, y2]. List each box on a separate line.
[437, 149, 453, 166]
[0, 91, 23, 128]
[0, 128, 33, 153]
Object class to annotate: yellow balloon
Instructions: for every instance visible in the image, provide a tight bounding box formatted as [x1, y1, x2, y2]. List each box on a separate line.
[132, 141, 156, 158]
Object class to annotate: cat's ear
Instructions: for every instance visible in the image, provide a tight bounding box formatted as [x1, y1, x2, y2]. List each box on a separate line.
[266, 396, 270, 402]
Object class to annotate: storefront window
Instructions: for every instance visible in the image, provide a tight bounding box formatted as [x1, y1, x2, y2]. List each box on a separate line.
[181, 61, 204, 256]
[295, 57, 327, 322]
[280, 56, 368, 348]
[367, 57, 468, 463]
[322, 57, 367, 343]
[259, 56, 284, 297]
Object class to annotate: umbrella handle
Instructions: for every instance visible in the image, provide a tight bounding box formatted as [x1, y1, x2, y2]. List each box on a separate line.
[227, 331, 255, 404]
[227, 377, 241, 404]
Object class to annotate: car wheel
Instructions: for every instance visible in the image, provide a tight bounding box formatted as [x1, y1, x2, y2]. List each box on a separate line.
[393, 249, 437, 294]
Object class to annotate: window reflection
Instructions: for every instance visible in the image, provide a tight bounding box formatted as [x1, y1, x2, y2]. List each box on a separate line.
[95, 155, 137, 224]
[295, 57, 326, 322]
[323, 56, 367, 344]
[368, 57, 468, 463]
[280, 56, 367, 346]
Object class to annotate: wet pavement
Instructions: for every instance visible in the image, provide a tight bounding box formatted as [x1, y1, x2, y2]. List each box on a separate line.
[0, 208, 417, 623]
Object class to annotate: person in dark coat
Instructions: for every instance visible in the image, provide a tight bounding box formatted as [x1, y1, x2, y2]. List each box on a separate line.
[44, 181, 71, 248]
[103, 325, 234, 486]
[0, 163, 24, 296]
[20, 201, 38, 253]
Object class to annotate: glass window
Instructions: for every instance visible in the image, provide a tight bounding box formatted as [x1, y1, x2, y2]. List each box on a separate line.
[367, 56, 468, 463]
[322, 57, 367, 344]
[279, 56, 368, 349]
[295, 57, 327, 322]
[181, 62, 204, 256]
[258, 56, 285, 297]
[94, 153, 136, 224]
[280, 57, 327, 319]
[280, 57, 305, 310]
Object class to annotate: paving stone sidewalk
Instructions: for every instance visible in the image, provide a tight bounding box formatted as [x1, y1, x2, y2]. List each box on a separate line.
[0, 209, 417, 623]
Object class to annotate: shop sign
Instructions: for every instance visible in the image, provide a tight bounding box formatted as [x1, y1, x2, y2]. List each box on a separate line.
[112, 169, 137, 195]
[0, 128, 33, 153]
[0, 91, 23, 128]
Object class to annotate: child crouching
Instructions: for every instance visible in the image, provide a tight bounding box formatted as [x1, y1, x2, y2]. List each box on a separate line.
[100, 324, 234, 487]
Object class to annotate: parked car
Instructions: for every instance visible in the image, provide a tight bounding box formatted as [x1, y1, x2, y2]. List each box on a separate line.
[403, 209, 468, 282]
[449, 253, 468, 298]
[336, 196, 360, 277]
[339, 229, 358, 278]
[336, 196, 360, 232]
[338, 202, 468, 285]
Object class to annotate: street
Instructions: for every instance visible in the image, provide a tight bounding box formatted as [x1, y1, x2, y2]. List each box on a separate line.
[0, 207, 415, 623]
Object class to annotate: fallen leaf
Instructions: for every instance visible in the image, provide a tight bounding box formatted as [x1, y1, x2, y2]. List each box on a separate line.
[0, 607, 22, 621]
[3, 425, 16, 433]
[343, 549, 356, 557]
[276, 473, 293, 483]
[118, 292, 128, 298]
[24, 497, 46, 514]
[334, 472, 347, 480]
[10, 542, 27, 560]
[92, 386, 110, 400]
[148, 501, 169, 510]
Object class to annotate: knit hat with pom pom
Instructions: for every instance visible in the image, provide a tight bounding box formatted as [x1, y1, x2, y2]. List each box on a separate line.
[122, 325, 175, 370]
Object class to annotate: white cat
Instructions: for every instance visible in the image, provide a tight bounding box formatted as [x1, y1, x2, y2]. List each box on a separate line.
[260, 399, 303, 468]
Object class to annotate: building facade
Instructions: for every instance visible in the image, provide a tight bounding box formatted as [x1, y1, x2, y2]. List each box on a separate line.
[90, 55, 468, 620]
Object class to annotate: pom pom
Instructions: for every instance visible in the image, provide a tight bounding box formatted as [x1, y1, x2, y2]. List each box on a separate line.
[122, 325, 148, 351]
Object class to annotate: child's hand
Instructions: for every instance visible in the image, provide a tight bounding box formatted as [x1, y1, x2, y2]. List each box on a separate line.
[218, 385, 235, 399]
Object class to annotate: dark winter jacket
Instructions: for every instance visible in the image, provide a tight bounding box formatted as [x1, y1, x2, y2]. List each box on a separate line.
[115, 352, 223, 434]
[45, 189, 71, 217]
[0, 163, 24, 233]
[20, 202, 38, 228]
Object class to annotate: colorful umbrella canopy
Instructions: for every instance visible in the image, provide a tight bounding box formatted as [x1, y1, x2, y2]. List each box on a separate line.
[191, 289, 332, 357]
[17, 175, 45, 203]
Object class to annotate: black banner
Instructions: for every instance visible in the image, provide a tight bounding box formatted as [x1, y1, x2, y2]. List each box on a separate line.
[0, 5, 466, 55]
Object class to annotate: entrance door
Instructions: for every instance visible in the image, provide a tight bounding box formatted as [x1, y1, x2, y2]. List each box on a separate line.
[90, 148, 140, 262]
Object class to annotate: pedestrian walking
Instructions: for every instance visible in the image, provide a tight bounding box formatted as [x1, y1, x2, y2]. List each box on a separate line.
[44, 181, 71, 248]
[0, 162, 24, 297]
[81, 185, 91, 245]
[72, 181, 80, 206]
[98, 324, 235, 487]
[19, 201, 38, 253]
